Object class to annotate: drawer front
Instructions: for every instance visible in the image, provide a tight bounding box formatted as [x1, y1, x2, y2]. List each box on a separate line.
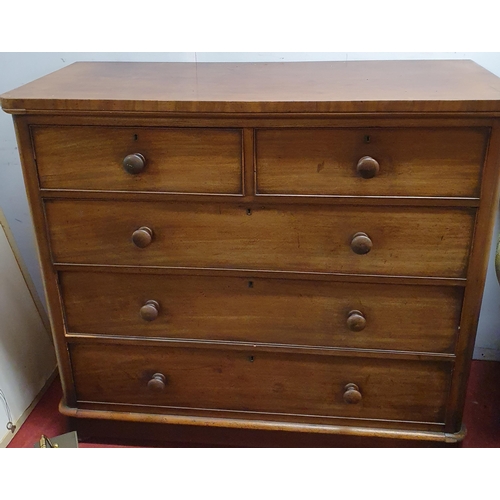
[46, 200, 474, 278]
[61, 271, 463, 353]
[32, 126, 243, 194]
[256, 128, 488, 197]
[70, 343, 451, 423]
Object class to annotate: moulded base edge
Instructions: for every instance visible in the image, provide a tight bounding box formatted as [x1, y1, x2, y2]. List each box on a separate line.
[59, 401, 466, 445]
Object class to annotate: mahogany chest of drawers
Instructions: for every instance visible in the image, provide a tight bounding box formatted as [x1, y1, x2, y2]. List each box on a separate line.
[3, 60, 500, 444]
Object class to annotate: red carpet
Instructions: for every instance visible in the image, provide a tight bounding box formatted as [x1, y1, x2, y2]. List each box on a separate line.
[7, 359, 500, 447]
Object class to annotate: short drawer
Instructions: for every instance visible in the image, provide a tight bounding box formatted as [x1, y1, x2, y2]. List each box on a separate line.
[70, 343, 451, 424]
[32, 126, 243, 194]
[256, 127, 488, 197]
[45, 200, 475, 278]
[61, 271, 463, 353]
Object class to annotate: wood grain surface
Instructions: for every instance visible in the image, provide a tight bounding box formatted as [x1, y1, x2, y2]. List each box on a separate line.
[256, 127, 488, 197]
[60, 271, 463, 354]
[70, 343, 452, 424]
[3, 60, 500, 114]
[33, 126, 243, 193]
[45, 200, 475, 278]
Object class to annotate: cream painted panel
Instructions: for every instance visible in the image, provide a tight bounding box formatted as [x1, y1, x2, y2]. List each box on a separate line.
[0, 217, 56, 446]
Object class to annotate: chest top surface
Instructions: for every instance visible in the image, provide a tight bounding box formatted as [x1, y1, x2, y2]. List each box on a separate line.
[2, 60, 500, 114]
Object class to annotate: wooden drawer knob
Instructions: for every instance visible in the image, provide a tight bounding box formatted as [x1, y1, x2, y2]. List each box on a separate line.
[140, 300, 160, 321]
[132, 227, 153, 248]
[347, 310, 366, 332]
[350, 232, 372, 255]
[343, 383, 362, 404]
[123, 153, 146, 175]
[147, 373, 166, 391]
[357, 156, 379, 179]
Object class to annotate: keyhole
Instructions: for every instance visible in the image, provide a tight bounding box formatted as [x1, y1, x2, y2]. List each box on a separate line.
[364, 135, 371, 144]
[133, 134, 138, 141]
[248, 356, 254, 362]
[246, 208, 252, 216]
[248, 281, 254, 288]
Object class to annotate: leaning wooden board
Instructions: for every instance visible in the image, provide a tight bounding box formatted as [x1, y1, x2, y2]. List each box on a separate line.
[2, 60, 500, 444]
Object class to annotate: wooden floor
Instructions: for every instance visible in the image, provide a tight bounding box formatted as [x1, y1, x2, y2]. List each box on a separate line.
[6, 359, 500, 447]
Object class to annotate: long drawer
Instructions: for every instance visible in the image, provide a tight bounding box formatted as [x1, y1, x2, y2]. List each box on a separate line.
[256, 127, 488, 197]
[32, 126, 243, 194]
[70, 343, 452, 423]
[45, 200, 475, 278]
[61, 271, 463, 353]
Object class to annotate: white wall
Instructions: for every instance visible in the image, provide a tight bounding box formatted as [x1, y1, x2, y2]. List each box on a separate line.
[1, 52, 500, 358]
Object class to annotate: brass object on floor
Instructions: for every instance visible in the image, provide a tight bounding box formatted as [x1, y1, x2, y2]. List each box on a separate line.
[34, 431, 78, 448]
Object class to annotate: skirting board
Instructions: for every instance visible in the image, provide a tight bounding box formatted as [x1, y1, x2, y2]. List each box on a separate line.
[0, 367, 58, 448]
[473, 347, 500, 361]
